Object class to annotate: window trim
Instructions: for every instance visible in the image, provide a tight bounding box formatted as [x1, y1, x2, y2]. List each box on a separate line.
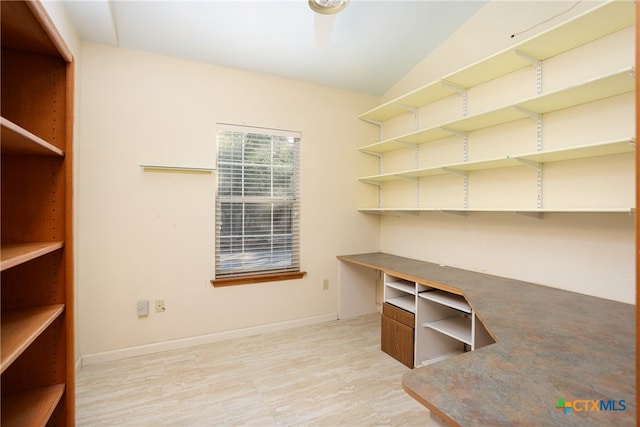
[211, 271, 307, 287]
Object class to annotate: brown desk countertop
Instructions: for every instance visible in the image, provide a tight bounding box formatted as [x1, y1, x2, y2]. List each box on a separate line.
[337, 252, 635, 426]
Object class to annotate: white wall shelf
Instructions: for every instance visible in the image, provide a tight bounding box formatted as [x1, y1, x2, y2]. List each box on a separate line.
[359, 69, 635, 154]
[140, 165, 216, 174]
[358, 0, 634, 123]
[359, 138, 635, 184]
[357, 1, 634, 216]
[358, 207, 635, 217]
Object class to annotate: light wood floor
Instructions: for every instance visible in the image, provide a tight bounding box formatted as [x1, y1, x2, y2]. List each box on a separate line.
[76, 313, 438, 426]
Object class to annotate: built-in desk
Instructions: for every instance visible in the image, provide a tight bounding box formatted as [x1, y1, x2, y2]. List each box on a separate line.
[337, 252, 635, 426]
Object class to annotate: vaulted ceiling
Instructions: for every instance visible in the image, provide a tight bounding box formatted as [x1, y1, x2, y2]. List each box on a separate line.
[62, 1, 487, 96]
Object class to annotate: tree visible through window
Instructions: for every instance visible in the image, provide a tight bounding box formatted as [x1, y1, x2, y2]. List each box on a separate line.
[215, 124, 301, 279]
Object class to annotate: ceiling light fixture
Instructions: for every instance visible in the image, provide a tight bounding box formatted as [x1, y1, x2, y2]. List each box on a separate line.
[308, 0, 349, 15]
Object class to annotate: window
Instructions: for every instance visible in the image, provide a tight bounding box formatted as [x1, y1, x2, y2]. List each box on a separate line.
[213, 124, 303, 286]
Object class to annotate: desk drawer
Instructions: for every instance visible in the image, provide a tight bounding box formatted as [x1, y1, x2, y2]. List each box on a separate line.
[381, 314, 414, 368]
[383, 302, 415, 328]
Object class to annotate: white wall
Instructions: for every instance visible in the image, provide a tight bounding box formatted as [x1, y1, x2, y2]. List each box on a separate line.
[77, 42, 380, 361]
[375, 0, 635, 304]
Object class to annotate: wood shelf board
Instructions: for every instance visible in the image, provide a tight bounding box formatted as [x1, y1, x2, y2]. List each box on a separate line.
[360, 139, 635, 184]
[514, 0, 635, 61]
[1, 117, 64, 156]
[1, 304, 65, 373]
[358, 207, 634, 215]
[386, 295, 415, 313]
[396, 127, 454, 145]
[424, 316, 472, 345]
[419, 290, 472, 314]
[360, 68, 634, 154]
[445, 106, 528, 133]
[518, 139, 635, 163]
[360, 2, 634, 122]
[359, 140, 419, 154]
[140, 165, 215, 174]
[518, 68, 635, 114]
[1, 384, 65, 427]
[1, 242, 65, 271]
[359, 173, 405, 183]
[444, 157, 523, 173]
[440, 0, 634, 89]
[359, 82, 456, 122]
[359, 127, 454, 154]
[442, 50, 530, 89]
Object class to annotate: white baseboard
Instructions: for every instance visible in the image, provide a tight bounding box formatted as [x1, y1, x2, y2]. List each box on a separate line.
[80, 312, 338, 367]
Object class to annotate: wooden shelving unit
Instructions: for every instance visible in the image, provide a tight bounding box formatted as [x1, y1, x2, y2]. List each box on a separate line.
[1, 0, 75, 425]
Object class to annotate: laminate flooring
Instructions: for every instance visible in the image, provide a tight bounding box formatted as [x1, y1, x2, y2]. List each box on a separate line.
[76, 313, 439, 426]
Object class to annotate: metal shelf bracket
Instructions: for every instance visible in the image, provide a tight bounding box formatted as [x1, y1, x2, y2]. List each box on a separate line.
[514, 211, 543, 220]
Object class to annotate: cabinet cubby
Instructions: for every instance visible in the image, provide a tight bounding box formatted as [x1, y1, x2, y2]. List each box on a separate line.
[382, 274, 494, 367]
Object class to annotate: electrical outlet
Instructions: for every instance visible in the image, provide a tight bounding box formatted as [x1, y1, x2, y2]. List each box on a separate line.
[322, 279, 329, 290]
[137, 300, 149, 317]
[155, 299, 166, 313]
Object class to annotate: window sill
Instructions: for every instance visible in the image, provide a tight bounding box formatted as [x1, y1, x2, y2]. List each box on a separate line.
[211, 271, 307, 287]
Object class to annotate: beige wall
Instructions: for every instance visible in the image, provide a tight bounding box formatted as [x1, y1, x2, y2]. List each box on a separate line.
[375, 1, 635, 304]
[76, 42, 380, 360]
[66, 0, 635, 363]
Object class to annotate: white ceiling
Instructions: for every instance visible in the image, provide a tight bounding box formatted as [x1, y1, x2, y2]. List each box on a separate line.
[62, 1, 487, 96]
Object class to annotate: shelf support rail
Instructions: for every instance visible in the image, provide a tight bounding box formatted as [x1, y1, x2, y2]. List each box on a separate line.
[443, 129, 469, 208]
[441, 81, 468, 117]
[513, 106, 543, 206]
[512, 50, 544, 208]
[414, 144, 420, 208]
[513, 49, 542, 95]
[393, 104, 420, 130]
[515, 158, 543, 209]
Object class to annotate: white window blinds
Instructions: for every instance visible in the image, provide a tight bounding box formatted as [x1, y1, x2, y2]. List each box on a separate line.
[215, 124, 301, 278]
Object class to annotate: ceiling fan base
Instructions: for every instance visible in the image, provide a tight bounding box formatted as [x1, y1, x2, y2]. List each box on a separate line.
[308, 0, 349, 15]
